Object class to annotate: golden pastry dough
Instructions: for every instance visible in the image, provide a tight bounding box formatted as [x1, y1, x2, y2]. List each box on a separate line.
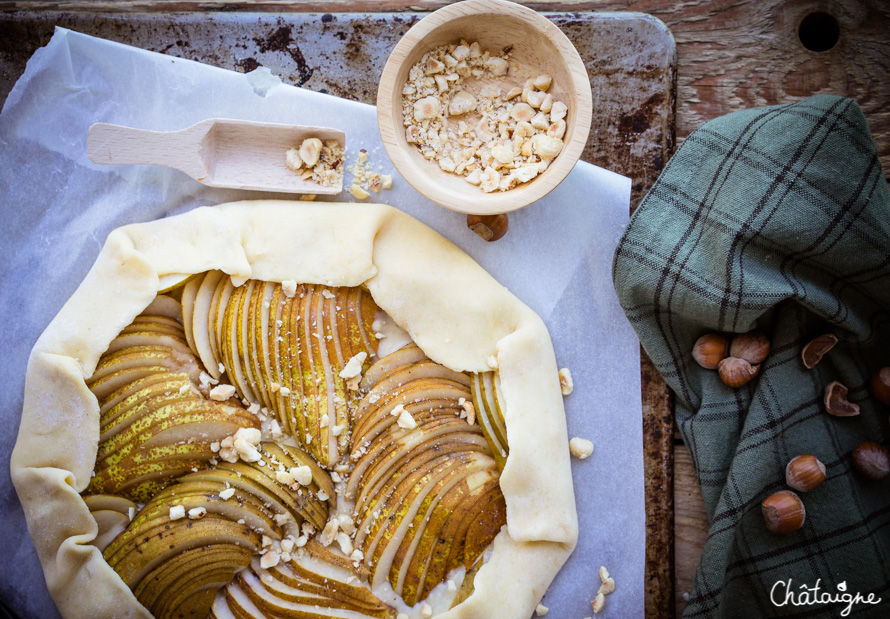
[11, 201, 577, 618]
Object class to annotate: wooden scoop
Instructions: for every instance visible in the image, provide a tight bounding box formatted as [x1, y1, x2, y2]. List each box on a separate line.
[87, 119, 345, 194]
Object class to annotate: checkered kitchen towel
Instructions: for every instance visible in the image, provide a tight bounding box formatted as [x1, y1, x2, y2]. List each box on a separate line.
[613, 94, 890, 617]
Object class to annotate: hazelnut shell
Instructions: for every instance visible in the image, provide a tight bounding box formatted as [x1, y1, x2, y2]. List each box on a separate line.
[692, 333, 729, 370]
[718, 356, 759, 388]
[801, 334, 838, 369]
[730, 330, 770, 365]
[785, 454, 826, 492]
[869, 367, 890, 405]
[467, 213, 509, 242]
[851, 441, 890, 480]
[762, 490, 806, 534]
[824, 381, 860, 417]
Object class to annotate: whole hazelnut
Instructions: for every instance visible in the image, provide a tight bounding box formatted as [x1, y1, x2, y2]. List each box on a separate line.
[718, 356, 759, 388]
[692, 333, 729, 370]
[762, 490, 806, 534]
[869, 367, 890, 405]
[785, 454, 826, 492]
[801, 334, 838, 369]
[824, 381, 860, 417]
[851, 441, 890, 480]
[467, 213, 509, 242]
[729, 330, 770, 365]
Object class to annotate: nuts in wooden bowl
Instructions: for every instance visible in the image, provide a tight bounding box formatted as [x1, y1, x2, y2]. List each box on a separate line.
[376, 0, 592, 215]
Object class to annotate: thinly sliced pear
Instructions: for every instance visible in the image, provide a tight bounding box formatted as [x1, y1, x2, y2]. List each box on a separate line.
[365, 361, 471, 403]
[249, 282, 276, 412]
[221, 282, 248, 402]
[233, 280, 259, 405]
[296, 286, 323, 462]
[104, 332, 192, 357]
[212, 277, 236, 376]
[192, 270, 226, 376]
[274, 284, 301, 440]
[99, 378, 194, 440]
[88, 365, 173, 401]
[90, 345, 200, 388]
[99, 371, 186, 416]
[402, 475, 500, 603]
[181, 274, 202, 354]
[359, 343, 428, 392]
[362, 453, 483, 590]
[352, 380, 471, 449]
[107, 514, 259, 602]
[482, 372, 509, 447]
[310, 287, 339, 467]
[132, 482, 280, 538]
[88, 509, 131, 551]
[136, 544, 253, 618]
[130, 315, 184, 331]
[260, 442, 336, 505]
[140, 295, 183, 323]
[390, 464, 497, 604]
[346, 286, 379, 359]
[471, 372, 508, 470]
[214, 461, 326, 531]
[349, 418, 487, 506]
[96, 399, 256, 462]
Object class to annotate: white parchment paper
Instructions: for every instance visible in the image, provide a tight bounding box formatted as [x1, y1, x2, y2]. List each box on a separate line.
[0, 28, 643, 619]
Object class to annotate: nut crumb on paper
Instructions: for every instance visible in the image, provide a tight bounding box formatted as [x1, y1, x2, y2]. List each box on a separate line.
[401, 39, 569, 193]
[348, 147, 394, 200]
[535, 603, 549, 616]
[558, 367, 573, 395]
[569, 436, 594, 459]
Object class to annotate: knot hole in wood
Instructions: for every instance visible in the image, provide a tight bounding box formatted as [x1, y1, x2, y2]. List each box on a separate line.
[798, 11, 841, 52]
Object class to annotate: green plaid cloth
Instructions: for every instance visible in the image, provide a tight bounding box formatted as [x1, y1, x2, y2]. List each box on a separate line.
[613, 94, 890, 617]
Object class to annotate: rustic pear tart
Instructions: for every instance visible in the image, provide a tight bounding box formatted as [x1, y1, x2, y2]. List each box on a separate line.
[11, 201, 577, 619]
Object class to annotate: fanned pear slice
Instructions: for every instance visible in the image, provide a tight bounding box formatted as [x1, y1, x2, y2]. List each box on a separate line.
[136, 544, 254, 619]
[360, 452, 484, 591]
[83, 494, 138, 552]
[408, 472, 505, 603]
[105, 514, 259, 618]
[88, 365, 173, 401]
[389, 463, 499, 605]
[98, 372, 185, 416]
[140, 295, 184, 323]
[104, 331, 192, 358]
[99, 377, 194, 441]
[351, 380, 472, 451]
[191, 270, 226, 376]
[90, 345, 200, 385]
[471, 372, 508, 469]
[224, 547, 398, 619]
[359, 343, 428, 392]
[180, 273, 202, 354]
[348, 416, 487, 505]
[95, 398, 257, 462]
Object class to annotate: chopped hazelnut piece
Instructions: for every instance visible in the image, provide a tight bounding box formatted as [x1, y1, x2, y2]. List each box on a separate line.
[558, 368, 573, 395]
[569, 437, 594, 459]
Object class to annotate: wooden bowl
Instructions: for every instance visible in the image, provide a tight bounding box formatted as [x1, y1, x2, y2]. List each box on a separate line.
[377, 0, 592, 216]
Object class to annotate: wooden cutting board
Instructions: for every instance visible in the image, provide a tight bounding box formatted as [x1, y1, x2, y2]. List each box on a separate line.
[0, 9, 677, 617]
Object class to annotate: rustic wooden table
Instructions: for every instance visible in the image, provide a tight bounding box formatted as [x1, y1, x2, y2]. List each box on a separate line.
[1, 1, 888, 618]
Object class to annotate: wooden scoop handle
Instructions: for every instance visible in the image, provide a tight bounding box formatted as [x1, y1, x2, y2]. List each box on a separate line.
[87, 123, 208, 180]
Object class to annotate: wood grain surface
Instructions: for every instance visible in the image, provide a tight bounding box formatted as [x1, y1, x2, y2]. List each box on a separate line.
[6, 0, 885, 180]
[3, 1, 887, 617]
